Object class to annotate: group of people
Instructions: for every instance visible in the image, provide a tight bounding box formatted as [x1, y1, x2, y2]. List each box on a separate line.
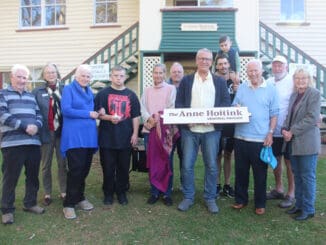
[0, 42, 320, 224]
[0, 64, 141, 223]
[141, 46, 320, 221]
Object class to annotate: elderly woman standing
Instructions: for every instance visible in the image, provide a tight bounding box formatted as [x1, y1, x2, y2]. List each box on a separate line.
[141, 63, 176, 206]
[32, 63, 67, 206]
[282, 67, 320, 221]
[60, 64, 100, 219]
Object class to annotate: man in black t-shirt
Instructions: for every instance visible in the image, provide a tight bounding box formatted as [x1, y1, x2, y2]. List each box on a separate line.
[94, 66, 141, 206]
[214, 55, 240, 198]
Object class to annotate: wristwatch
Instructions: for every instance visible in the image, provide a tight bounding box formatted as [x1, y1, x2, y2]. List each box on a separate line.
[269, 129, 274, 134]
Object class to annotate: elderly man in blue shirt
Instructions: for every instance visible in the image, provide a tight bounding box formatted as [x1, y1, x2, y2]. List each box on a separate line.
[231, 59, 279, 215]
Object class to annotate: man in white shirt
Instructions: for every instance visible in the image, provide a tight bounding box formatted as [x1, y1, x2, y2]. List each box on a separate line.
[266, 55, 295, 209]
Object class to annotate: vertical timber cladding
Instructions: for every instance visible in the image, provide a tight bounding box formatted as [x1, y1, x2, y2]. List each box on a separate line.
[160, 8, 238, 53]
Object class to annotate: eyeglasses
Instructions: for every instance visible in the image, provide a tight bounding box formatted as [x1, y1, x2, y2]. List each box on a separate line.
[294, 76, 309, 81]
[197, 57, 212, 62]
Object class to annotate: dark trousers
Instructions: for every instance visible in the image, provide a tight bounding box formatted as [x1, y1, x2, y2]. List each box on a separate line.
[1, 145, 41, 214]
[234, 139, 268, 208]
[99, 148, 131, 197]
[63, 148, 94, 208]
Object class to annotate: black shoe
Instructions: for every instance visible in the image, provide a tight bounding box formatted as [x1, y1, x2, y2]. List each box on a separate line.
[222, 185, 235, 198]
[295, 213, 314, 221]
[117, 193, 128, 205]
[104, 195, 113, 205]
[286, 206, 301, 215]
[163, 196, 173, 206]
[216, 184, 221, 195]
[147, 195, 159, 204]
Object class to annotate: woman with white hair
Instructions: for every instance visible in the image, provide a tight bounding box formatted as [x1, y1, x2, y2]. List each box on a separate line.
[282, 67, 320, 221]
[60, 64, 100, 219]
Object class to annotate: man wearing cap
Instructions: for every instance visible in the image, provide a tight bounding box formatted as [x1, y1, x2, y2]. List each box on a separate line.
[266, 55, 295, 208]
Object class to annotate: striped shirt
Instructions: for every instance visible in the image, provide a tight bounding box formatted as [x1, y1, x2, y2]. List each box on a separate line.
[0, 86, 42, 148]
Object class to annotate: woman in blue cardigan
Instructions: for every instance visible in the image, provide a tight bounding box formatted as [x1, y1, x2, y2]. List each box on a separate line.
[60, 64, 100, 219]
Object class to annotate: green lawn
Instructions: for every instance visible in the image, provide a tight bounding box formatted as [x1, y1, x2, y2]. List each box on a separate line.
[0, 153, 325, 244]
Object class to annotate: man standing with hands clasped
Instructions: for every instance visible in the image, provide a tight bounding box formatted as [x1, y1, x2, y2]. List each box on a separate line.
[0, 64, 44, 225]
[95, 65, 140, 206]
[232, 59, 279, 215]
[266, 55, 295, 209]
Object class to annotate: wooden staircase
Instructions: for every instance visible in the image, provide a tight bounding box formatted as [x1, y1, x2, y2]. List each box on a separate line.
[62, 22, 139, 93]
[259, 21, 326, 98]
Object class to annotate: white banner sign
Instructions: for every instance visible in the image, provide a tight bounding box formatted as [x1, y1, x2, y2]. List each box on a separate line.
[162, 107, 250, 124]
[90, 64, 110, 81]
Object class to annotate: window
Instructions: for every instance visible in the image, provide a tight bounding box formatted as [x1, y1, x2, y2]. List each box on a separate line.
[20, 0, 66, 28]
[280, 0, 305, 22]
[95, 0, 118, 24]
[175, 0, 233, 7]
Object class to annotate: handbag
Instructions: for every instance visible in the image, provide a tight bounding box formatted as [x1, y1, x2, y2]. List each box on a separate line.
[260, 146, 277, 169]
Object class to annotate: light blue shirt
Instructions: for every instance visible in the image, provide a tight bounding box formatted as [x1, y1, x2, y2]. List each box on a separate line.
[232, 79, 279, 142]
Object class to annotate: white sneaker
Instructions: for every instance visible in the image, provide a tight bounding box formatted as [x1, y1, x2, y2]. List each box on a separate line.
[77, 200, 94, 211]
[63, 207, 76, 219]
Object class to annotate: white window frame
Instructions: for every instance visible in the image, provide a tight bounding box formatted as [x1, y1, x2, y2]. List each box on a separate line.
[94, 0, 118, 25]
[20, 0, 66, 29]
[280, 0, 305, 22]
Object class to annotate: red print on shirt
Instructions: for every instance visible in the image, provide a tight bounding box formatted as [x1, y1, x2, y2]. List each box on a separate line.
[107, 94, 130, 120]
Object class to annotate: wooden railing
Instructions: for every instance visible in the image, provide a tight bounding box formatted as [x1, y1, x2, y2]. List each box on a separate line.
[62, 22, 139, 85]
[259, 21, 326, 98]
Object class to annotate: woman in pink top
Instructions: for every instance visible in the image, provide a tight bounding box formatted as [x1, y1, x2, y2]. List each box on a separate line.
[141, 63, 176, 206]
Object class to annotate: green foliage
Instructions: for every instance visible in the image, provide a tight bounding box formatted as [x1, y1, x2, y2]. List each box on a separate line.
[0, 154, 325, 244]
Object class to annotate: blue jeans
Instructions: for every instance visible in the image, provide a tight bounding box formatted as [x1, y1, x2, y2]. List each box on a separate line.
[144, 133, 173, 197]
[290, 154, 318, 214]
[181, 128, 220, 201]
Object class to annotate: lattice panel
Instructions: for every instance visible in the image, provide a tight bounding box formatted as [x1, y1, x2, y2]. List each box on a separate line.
[142, 56, 161, 90]
[240, 56, 255, 81]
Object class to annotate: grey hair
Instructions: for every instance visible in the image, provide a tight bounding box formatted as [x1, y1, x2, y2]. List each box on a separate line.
[40, 63, 61, 80]
[11, 64, 30, 77]
[153, 63, 167, 73]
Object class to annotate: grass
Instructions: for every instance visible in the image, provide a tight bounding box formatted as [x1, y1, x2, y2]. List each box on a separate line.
[0, 153, 325, 244]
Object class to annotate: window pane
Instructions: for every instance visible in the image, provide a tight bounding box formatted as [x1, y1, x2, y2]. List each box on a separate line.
[96, 4, 106, 23]
[21, 0, 31, 6]
[21, 0, 41, 6]
[56, 6, 66, 25]
[32, 7, 41, 26]
[107, 3, 117, 22]
[200, 0, 220, 6]
[46, 6, 55, 25]
[95, 1, 117, 24]
[175, 0, 197, 6]
[281, 0, 304, 21]
[21, 7, 31, 26]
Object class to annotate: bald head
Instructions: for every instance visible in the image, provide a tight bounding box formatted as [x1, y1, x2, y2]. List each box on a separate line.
[170, 62, 184, 87]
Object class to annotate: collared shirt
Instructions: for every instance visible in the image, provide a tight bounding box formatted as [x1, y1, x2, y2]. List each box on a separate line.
[232, 79, 279, 142]
[190, 72, 215, 133]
